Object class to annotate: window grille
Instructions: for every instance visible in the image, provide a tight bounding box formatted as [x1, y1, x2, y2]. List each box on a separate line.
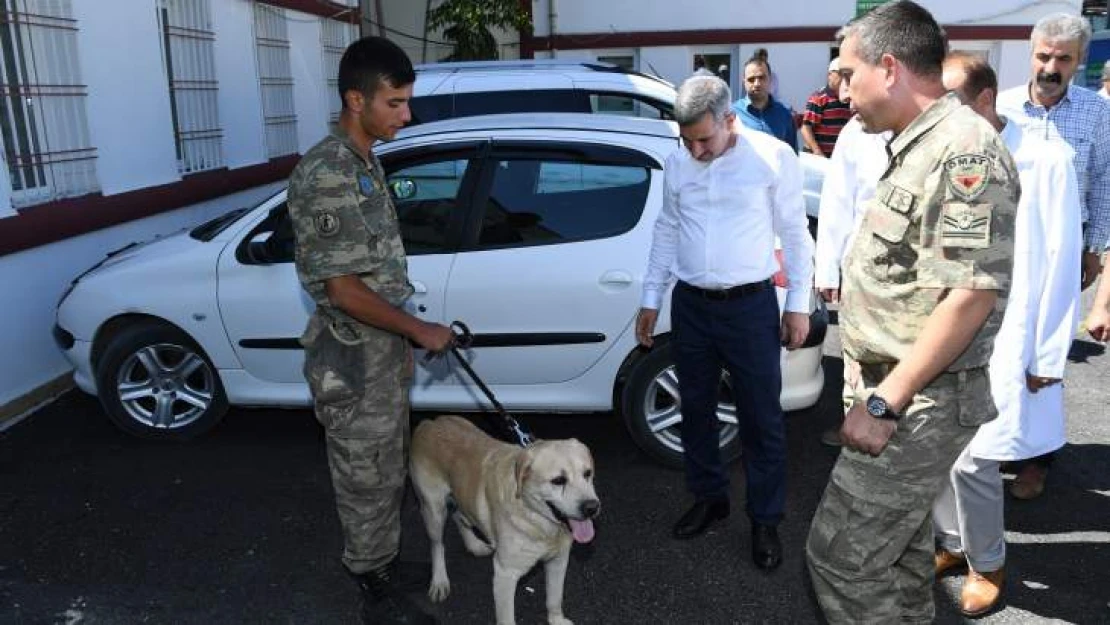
[253, 2, 296, 158]
[158, 0, 223, 174]
[321, 17, 357, 124]
[0, 0, 97, 208]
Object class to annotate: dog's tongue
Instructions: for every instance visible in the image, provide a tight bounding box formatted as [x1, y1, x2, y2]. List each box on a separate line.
[568, 519, 595, 544]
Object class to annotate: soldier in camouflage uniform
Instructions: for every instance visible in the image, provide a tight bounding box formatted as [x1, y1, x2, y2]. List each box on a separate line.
[804, 3, 1019, 623]
[287, 36, 453, 625]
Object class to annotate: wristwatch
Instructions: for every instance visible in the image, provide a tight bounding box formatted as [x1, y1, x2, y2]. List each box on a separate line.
[865, 394, 901, 421]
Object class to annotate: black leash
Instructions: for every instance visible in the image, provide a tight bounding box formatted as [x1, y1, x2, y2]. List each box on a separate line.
[424, 321, 535, 448]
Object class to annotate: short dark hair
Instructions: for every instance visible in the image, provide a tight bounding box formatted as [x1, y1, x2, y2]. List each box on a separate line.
[839, 0, 947, 79]
[337, 36, 415, 107]
[944, 52, 997, 102]
[745, 47, 772, 74]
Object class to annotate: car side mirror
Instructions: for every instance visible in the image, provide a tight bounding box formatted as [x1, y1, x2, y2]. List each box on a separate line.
[390, 177, 417, 200]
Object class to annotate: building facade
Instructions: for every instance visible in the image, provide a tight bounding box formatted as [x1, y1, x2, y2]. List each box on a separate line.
[521, 0, 1080, 113]
[0, 0, 359, 412]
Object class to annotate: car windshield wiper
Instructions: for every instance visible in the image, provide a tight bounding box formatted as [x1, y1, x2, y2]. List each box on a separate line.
[190, 207, 251, 241]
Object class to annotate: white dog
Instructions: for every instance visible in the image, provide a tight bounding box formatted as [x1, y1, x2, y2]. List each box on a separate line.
[410, 415, 600, 625]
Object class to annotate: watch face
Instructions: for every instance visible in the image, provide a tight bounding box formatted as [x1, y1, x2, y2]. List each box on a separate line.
[866, 395, 888, 417]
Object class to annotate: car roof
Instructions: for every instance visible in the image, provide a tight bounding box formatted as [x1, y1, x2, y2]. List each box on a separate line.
[392, 112, 680, 141]
[414, 59, 674, 89]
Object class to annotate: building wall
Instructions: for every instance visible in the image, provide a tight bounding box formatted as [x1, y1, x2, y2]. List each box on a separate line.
[534, 0, 1079, 111]
[0, 0, 356, 411]
[370, 0, 522, 64]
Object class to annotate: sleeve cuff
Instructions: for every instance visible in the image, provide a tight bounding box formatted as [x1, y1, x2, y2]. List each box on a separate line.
[641, 288, 664, 310]
[784, 286, 812, 314]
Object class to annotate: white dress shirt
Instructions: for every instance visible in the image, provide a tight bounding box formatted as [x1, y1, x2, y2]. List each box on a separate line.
[642, 128, 814, 313]
[813, 116, 890, 289]
[971, 119, 1082, 461]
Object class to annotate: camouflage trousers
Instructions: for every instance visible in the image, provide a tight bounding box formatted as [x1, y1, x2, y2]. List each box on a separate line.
[304, 323, 414, 575]
[806, 357, 994, 624]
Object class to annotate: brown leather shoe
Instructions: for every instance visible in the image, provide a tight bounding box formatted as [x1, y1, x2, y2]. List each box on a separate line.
[960, 568, 1004, 616]
[1010, 464, 1048, 500]
[935, 549, 967, 578]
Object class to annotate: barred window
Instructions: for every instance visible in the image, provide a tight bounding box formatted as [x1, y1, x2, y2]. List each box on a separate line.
[0, 0, 97, 208]
[321, 17, 357, 124]
[158, 0, 223, 174]
[253, 2, 296, 158]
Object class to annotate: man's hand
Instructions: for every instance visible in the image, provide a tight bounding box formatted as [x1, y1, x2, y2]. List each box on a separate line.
[1087, 305, 1110, 342]
[780, 311, 810, 350]
[1025, 372, 1061, 394]
[1081, 251, 1103, 291]
[636, 308, 658, 348]
[412, 321, 455, 353]
[818, 288, 840, 304]
[840, 399, 897, 456]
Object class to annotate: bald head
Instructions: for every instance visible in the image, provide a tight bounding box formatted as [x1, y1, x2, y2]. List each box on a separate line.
[943, 52, 1002, 130]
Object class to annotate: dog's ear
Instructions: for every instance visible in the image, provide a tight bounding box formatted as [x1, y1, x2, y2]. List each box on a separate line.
[514, 451, 533, 499]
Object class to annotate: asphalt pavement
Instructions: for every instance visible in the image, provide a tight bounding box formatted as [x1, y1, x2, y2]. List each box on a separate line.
[2, 310, 1108, 624]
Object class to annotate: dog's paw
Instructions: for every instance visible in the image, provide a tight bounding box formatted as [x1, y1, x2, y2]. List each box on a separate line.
[547, 615, 573, 625]
[427, 579, 451, 603]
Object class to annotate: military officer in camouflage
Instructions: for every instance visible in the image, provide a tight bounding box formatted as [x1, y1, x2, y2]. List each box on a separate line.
[287, 36, 453, 625]
[804, 3, 1019, 623]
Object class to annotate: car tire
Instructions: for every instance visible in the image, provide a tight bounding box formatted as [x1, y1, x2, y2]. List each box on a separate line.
[620, 345, 743, 470]
[95, 321, 228, 441]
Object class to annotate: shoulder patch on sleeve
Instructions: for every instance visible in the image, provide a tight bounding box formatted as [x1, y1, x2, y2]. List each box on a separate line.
[940, 202, 991, 249]
[943, 153, 991, 201]
[313, 209, 341, 237]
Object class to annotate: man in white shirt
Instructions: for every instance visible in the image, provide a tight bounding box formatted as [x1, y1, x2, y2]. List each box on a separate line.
[932, 52, 1082, 617]
[635, 75, 813, 571]
[995, 12, 1110, 499]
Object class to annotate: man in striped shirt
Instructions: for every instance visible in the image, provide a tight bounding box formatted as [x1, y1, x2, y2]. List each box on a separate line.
[800, 58, 853, 157]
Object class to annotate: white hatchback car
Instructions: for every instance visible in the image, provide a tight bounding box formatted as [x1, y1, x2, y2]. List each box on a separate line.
[54, 114, 827, 468]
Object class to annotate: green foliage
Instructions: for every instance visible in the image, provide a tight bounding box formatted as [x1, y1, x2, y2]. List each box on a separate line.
[428, 0, 533, 61]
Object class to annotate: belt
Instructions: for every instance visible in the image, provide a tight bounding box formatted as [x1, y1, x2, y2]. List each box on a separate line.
[678, 279, 772, 301]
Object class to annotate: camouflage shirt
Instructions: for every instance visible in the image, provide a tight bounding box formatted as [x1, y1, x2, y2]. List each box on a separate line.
[288, 126, 413, 347]
[840, 93, 1019, 370]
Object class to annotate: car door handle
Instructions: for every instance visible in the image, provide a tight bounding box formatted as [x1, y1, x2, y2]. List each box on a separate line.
[411, 281, 428, 295]
[599, 271, 633, 286]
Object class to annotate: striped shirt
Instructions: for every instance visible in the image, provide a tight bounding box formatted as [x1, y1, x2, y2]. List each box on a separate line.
[802, 87, 852, 157]
[998, 84, 1110, 250]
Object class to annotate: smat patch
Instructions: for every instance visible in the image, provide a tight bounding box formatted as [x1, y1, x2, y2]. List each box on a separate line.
[313, 209, 340, 237]
[944, 154, 991, 201]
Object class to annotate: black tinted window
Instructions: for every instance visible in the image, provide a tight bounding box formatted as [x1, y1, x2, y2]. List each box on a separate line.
[409, 89, 593, 125]
[388, 159, 470, 255]
[477, 158, 650, 249]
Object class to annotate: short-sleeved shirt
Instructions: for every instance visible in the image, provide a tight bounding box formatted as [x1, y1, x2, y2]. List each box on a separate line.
[288, 127, 413, 347]
[802, 86, 852, 156]
[840, 93, 1019, 371]
[732, 95, 798, 152]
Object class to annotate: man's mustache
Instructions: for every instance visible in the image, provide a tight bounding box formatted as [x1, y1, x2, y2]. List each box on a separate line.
[1036, 72, 1063, 86]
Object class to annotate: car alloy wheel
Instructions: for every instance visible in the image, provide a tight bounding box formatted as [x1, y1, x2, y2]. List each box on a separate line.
[116, 343, 216, 430]
[95, 320, 228, 440]
[621, 345, 743, 469]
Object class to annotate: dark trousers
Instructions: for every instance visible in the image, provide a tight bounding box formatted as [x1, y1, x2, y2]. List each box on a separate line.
[670, 281, 787, 525]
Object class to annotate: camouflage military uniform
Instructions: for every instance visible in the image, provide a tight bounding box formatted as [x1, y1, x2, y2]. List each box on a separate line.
[805, 93, 1019, 624]
[288, 126, 415, 575]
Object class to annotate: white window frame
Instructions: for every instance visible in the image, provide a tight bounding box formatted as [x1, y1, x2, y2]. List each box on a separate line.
[253, 2, 297, 158]
[0, 0, 98, 209]
[157, 0, 224, 174]
[321, 17, 357, 124]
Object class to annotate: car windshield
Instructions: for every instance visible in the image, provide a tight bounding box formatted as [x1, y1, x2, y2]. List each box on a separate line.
[189, 188, 284, 241]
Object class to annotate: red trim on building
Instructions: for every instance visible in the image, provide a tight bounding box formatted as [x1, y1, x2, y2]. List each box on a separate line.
[256, 0, 359, 23]
[518, 0, 534, 59]
[0, 156, 299, 257]
[529, 24, 1032, 51]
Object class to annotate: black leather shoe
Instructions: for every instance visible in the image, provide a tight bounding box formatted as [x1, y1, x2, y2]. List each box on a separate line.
[353, 563, 437, 624]
[752, 523, 783, 571]
[672, 499, 730, 539]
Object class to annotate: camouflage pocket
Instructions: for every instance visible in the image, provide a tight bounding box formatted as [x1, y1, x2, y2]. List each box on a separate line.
[956, 368, 996, 427]
[304, 330, 366, 411]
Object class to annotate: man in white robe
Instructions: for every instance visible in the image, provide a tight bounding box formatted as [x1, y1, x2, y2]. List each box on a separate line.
[931, 53, 1082, 617]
